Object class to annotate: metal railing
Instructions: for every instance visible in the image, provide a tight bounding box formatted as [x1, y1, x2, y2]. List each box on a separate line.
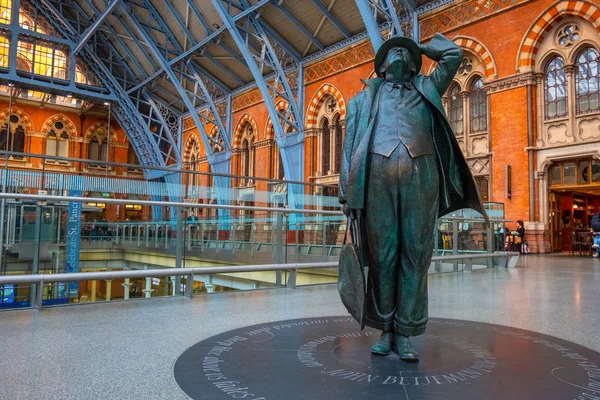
[0, 251, 520, 311]
[0, 150, 336, 188]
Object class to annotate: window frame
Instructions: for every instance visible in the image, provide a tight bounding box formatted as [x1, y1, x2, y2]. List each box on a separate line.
[544, 55, 569, 121]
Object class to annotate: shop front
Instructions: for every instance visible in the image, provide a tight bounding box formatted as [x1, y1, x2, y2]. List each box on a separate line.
[546, 157, 600, 252]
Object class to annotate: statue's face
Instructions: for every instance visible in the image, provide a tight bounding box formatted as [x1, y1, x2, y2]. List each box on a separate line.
[382, 47, 414, 81]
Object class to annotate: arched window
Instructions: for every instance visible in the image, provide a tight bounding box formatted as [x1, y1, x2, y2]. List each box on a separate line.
[0, 124, 8, 151]
[237, 122, 255, 186]
[13, 126, 24, 152]
[448, 84, 464, 135]
[46, 129, 68, 158]
[333, 114, 343, 174]
[544, 56, 568, 120]
[442, 56, 490, 202]
[190, 154, 197, 188]
[241, 139, 249, 177]
[314, 94, 343, 177]
[321, 118, 331, 175]
[88, 125, 109, 166]
[89, 135, 107, 164]
[277, 152, 285, 180]
[575, 47, 599, 115]
[127, 145, 139, 165]
[469, 78, 487, 133]
[0, 114, 25, 156]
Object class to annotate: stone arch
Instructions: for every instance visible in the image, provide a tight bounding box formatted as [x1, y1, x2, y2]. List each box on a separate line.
[0, 106, 34, 131]
[264, 99, 290, 139]
[306, 83, 346, 129]
[41, 114, 77, 136]
[183, 132, 200, 162]
[570, 40, 600, 64]
[452, 36, 497, 79]
[427, 37, 497, 80]
[233, 113, 258, 147]
[516, 0, 600, 72]
[537, 50, 568, 74]
[84, 121, 117, 142]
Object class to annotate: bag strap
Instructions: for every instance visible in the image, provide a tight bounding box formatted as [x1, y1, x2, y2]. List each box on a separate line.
[343, 217, 359, 246]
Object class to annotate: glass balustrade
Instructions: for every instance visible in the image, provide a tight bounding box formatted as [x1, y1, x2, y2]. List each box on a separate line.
[0, 151, 512, 309]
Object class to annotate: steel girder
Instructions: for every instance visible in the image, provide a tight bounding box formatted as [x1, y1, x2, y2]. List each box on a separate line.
[355, 0, 406, 51]
[211, 0, 305, 210]
[82, 0, 184, 162]
[126, 0, 232, 149]
[118, 0, 233, 212]
[271, 2, 324, 50]
[308, 0, 351, 39]
[118, 0, 232, 161]
[402, 0, 420, 43]
[73, 0, 121, 54]
[31, 0, 174, 176]
[33, 0, 185, 173]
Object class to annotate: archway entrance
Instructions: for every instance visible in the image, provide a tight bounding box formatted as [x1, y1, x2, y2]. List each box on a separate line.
[547, 158, 600, 252]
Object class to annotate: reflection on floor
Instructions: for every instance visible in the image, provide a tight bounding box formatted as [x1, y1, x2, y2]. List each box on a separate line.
[0, 254, 599, 399]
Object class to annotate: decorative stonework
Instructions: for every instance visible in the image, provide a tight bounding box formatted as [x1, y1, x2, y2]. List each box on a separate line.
[84, 121, 117, 142]
[183, 117, 195, 132]
[483, 72, 536, 93]
[557, 23, 581, 47]
[467, 156, 490, 176]
[40, 114, 77, 136]
[517, 1, 600, 72]
[233, 114, 259, 147]
[232, 88, 263, 112]
[305, 128, 319, 138]
[579, 116, 600, 140]
[305, 42, 374, 84]
[306, 83, 346, 129]
[420, 0, 532, 40]
[470, 136, 488, 155]
[452, 36, 497, 79]
[183, 132, 200, 162]
[265, 99, 290, 139]
[254, 138, 276, 149]
[0, 106, 34, 131]
[547, 122, 571, 145]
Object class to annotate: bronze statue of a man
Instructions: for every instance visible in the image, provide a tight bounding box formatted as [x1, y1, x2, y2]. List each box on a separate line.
[338, 33, 488, 361]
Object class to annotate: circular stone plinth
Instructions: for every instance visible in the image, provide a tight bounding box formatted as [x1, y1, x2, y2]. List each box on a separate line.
[174, 317, 600, 400]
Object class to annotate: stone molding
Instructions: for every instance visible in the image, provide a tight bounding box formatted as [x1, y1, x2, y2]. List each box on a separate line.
[254, 138, 276, 149]
[484, 73, 536, 94]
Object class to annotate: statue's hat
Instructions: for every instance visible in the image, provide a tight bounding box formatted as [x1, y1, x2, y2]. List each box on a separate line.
[374, 36, 422, 77]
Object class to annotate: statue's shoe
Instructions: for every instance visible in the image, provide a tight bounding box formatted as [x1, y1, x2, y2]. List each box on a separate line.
[394, 335, 419, 362]
[371, 331, 394, 356]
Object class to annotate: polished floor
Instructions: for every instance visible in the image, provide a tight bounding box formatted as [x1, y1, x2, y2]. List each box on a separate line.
[1, 254, 600, 399]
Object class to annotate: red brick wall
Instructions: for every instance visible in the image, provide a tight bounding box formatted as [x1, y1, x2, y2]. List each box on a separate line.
[489, 87, 530, 223]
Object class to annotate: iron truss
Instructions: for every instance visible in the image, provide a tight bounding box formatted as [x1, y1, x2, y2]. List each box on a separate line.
[6, 0, 436, 204]
[39, 0, 193, 172]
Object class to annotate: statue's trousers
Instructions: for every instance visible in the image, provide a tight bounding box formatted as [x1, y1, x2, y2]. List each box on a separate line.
[363, 145, 439, 336]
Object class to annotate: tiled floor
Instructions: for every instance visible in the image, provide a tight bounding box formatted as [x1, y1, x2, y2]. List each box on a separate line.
[1, 254, 599, 399]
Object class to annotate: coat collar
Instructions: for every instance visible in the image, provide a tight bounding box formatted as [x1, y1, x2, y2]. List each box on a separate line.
[360, 75, 424, 89]
[361, 75, 443, 116]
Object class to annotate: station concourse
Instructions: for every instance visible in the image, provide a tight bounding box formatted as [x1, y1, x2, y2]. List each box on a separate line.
[0, 0, 599, 399]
